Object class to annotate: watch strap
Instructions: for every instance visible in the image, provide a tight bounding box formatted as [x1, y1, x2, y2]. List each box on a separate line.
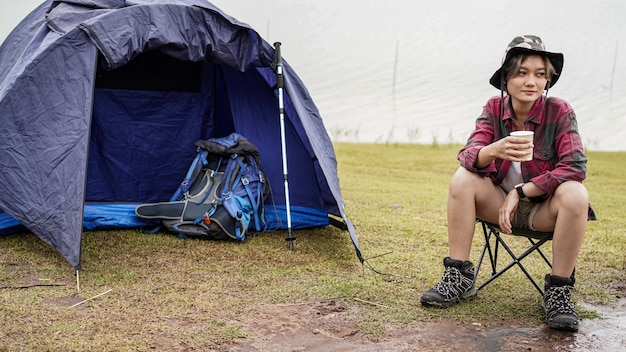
[515, 184, 526, 199]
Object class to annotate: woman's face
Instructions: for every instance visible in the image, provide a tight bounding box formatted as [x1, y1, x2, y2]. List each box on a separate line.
[506, 55, 548, 106]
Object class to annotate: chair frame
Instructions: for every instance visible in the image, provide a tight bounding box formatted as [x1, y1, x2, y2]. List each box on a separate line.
[473, 219, 553, 295]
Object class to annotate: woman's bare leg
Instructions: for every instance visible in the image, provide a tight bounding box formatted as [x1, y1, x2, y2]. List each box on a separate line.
[532, 181, 589, 278]
[447, 167, 505, 261]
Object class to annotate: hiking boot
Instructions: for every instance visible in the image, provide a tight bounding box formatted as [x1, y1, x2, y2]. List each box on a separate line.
[420, 257, 477, 308]
[542, 274, 579, 331]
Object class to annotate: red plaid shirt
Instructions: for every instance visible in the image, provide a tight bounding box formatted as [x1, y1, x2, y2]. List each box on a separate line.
[458, 95, 595, 219]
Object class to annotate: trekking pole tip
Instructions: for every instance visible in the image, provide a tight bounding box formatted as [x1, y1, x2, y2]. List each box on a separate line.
[285, 231, 296, 251]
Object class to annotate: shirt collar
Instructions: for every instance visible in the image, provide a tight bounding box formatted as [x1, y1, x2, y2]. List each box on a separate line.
[501, 95, 546, 125]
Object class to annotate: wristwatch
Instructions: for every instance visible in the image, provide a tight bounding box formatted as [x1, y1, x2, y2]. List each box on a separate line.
[514, 183, 527, 199]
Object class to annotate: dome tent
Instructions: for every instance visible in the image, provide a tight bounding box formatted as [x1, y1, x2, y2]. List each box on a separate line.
[0, 0, 362, 270]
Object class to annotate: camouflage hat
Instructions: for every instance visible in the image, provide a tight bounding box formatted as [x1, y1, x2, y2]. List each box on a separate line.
[489, 35, 564, 89]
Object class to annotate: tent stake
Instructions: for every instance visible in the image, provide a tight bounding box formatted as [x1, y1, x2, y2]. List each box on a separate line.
[70, 289, 112, 308]
[273, 42, 296, 250]
[75, 269, 80, 293]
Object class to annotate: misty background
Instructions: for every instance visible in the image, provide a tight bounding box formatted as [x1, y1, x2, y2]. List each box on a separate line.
[1, 1, 624, 151]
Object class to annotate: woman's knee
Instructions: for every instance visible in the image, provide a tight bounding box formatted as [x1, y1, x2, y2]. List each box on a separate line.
[448, 167, 497, 202]
[553, 181, 589, 211]
[449, 167, 481, 191]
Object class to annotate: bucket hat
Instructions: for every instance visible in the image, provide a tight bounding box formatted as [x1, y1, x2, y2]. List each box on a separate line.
[489, 35, 564, 90]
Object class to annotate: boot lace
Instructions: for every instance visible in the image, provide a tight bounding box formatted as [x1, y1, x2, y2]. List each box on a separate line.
[433, 266, 473, 299]
[544, 285, 577, 318]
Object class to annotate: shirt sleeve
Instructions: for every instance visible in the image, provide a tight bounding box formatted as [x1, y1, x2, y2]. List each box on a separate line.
[457, 99, 499, 175]
[530, 107, 588, 196]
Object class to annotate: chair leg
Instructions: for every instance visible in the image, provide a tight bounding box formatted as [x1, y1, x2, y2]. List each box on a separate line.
[473, 231, 490, 287]
[529, 237, 552, 269]
[475, 221, 552, 295]
[473, 221, 496, 288]
[495, 234, 551, 295]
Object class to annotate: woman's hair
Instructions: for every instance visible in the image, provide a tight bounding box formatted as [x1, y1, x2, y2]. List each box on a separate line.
[503, 54, 557, 86]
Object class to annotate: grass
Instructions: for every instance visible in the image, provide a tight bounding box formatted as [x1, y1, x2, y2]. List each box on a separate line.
[1, 143, 625, 350]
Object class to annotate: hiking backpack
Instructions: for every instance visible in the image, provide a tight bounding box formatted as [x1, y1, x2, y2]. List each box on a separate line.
[135, 133, 269, 241]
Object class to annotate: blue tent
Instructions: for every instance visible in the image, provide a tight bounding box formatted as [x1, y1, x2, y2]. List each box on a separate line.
[0, 0, 362, 269]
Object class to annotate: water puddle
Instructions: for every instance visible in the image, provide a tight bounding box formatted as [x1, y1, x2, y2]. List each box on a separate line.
[575, 297, 626, 351]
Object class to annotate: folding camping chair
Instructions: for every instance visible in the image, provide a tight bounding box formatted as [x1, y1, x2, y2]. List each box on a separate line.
[473, 219, 553, 295]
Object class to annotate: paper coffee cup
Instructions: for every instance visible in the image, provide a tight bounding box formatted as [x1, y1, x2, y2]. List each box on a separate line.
[510, 131, 534, 161]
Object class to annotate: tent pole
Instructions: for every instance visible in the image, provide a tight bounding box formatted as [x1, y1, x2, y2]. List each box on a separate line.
[273, 42, 296, 250]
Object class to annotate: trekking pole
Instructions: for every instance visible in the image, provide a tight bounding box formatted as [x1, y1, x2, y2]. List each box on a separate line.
[273, 42, 296, 250]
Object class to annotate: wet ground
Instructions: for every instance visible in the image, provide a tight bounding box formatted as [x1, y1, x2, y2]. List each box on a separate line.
[224, 298, 626, 352]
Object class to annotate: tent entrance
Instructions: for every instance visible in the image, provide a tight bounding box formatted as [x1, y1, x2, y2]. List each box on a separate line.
[95, 50, 203, 92]
[88, 51, 222, 202]
[86, 50, 330, 231]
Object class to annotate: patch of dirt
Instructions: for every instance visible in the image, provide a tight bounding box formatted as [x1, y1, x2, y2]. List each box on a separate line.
[223, 298, 626, 352]
[4, 261, 625, 351]
[43, 295, 84, 307]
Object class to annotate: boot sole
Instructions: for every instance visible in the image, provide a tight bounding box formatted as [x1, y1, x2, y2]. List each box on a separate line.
[542, 302, 580, 331]
[545, 316, 580, 331]
[421, 287, 477, 308]
[547, 322, 579, 331]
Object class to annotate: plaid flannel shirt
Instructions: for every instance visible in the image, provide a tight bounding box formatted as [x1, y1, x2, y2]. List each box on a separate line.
[458, 95, 595, 219]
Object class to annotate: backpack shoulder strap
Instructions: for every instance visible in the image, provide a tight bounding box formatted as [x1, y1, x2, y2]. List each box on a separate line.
[170, 149, 209, 201]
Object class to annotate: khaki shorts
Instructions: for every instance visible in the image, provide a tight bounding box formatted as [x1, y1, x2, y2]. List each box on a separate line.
[501, 188, 542, 230]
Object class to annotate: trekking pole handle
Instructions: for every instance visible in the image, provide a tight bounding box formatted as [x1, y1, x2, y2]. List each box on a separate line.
[273, 42, 284, 89]
[273, 42, 282, 65]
